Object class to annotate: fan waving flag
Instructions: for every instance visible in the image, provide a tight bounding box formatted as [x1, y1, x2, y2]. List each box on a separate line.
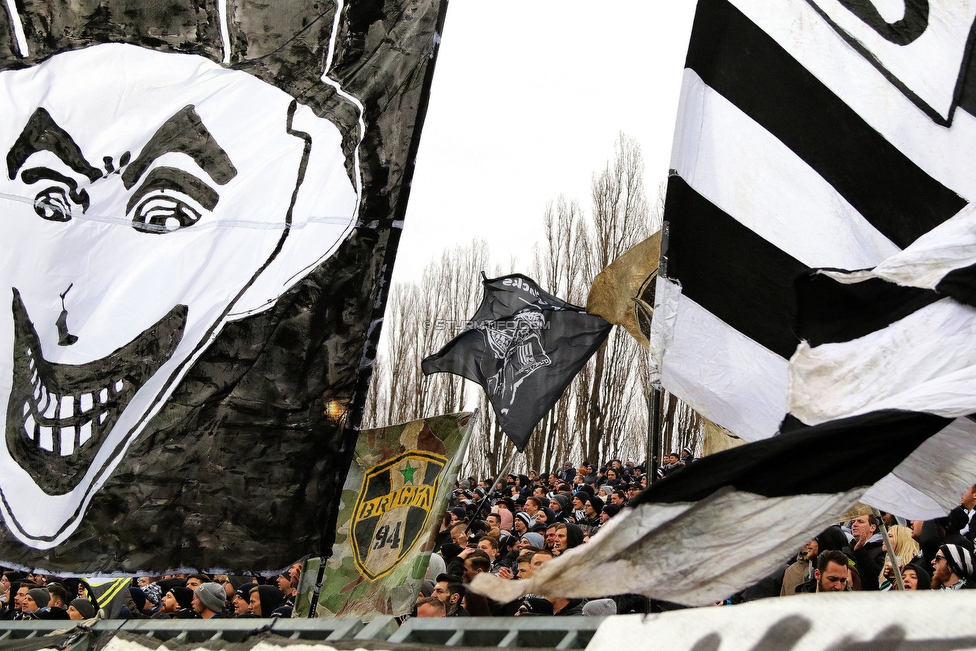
[651, 0, 976, 520]
[471, 409, 955, 607]
[422, 274, 611, 451]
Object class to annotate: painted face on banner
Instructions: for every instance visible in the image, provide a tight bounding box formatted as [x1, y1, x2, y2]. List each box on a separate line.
[0, 43, 358, 547]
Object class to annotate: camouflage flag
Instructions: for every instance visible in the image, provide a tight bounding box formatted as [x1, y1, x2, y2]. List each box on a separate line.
[586, 232, 661, 349]
[311, 412, 475, 619]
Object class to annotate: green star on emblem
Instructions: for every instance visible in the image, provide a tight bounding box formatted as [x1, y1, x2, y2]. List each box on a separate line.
[400, 462, 417, 483]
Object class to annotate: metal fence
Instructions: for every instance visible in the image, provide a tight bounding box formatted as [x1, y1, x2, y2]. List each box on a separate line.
[0, 616, 605, 650]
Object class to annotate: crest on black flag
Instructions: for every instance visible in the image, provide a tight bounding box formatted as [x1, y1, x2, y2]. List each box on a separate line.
[350, 450, 447, 581]
[423, 274, 611, 451]
[483, 309, 552, 410]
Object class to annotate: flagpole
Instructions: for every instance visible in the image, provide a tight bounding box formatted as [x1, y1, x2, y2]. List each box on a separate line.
[649, 221, 669, 485]
[468, 445, 520, 532]
[872, 508, 906, 591]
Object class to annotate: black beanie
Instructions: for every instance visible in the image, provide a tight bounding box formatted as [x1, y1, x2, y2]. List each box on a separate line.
[587, 496, 605, 513]
[168, 586, 194, 610]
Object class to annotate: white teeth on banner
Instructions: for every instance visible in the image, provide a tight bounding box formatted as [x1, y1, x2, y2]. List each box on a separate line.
[79, 421, 91, 445]
[20, 370, 126, 456]
[38, 426, 53, 452]
[60, 427, 74, 455]
[60, 394, 73, 417]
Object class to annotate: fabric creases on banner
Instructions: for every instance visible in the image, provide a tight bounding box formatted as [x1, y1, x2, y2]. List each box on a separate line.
[311, 412, 474, 619]
[470, 410, 952, 606]
[652, 0, 976, 520]
[421, 274, 611, 451]
[0, 0, 447, 572]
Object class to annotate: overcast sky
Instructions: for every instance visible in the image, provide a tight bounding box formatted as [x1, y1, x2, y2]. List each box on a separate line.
[391, 1, 698, 285]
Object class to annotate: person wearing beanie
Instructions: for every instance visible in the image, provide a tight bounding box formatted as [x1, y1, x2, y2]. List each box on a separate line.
[67, 597, 97, 620]
[519, 532, 545, 551]
[513, 511, 532, 536]
[193, 583, 228, 619]
[249, 585, 285, 617]
[902, 563, 932, 590]
[581, 496, 604, 536]
[601, 504, 620, 523]
[232, 585, 257, 617]
[152, 586, 195, 619]
[932, 543, 974, 589]
[22, 588, 49, 614]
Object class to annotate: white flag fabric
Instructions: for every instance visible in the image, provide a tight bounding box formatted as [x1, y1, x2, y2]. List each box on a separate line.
[651, 0, 976, 519]
[471, 410, 951, 605]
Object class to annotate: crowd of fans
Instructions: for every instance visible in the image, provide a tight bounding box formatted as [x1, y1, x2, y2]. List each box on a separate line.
[414, 454, 976, 617]
[1, 451, 973, 621]
[0, 562, 303, 621]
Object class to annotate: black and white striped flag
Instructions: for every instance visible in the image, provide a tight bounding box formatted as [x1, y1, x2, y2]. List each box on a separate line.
[652, 0, 976, 520]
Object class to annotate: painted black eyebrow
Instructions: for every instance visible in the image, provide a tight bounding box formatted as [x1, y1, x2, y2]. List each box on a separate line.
[122, 105, 237, 190]
[7, 108, 102, 182]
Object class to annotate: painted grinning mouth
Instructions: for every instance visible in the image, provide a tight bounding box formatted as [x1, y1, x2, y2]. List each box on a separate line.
[6, 288, 186, 495]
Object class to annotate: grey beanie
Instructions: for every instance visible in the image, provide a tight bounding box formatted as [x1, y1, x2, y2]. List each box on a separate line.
[520, 532, 545, 549]
[70, 598, 96, 619]
[26, 588, 49, 610]
[194, 583, 226, 613]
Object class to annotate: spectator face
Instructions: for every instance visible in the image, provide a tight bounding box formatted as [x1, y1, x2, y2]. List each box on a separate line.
[533, 487, 546, 498]
[233, 593, 250, 615]
[932, 551, 953, 583]
[486, 514, 500, 529]
[545, 527, 558, 549]
[67, 605, 85, 620]
[160, 592, 179, 613]
[851, 515, 875, 539]
[584, 502, 597, 518]
[276, 575, 292, 592]
[248, 590, 264, 616]
[611, 493, 625, 507]
[517, 561, 532, 579]
[524, 500, 539, 516]
[477, 538, 496, 560]
[902, 568, 920, 590]
[185, 577, 204, 590]
[432, 581, 456, 607]
[801, 539, 819, 560]
[572, 496, 584, 510]
[514, 519, 527, 535]
[607, 470, 617, 481]
[21, 594, 38, 612]
[530, 553, 552, 572]
[136, 577, 152, 588]
[816, 561, 848, 592]
[910, 520, 924, 540]
[600, 510, 611, 524]
[553, 528, 568, 552]
[191, 594, 205, 615]
[963, 485, 976, 510]
[549, 499, 561, 512]
[289, 562, 302, 583]
[14, 586, 28, 611]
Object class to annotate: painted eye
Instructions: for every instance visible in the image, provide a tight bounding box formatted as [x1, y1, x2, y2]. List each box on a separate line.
[33, 187, 73, 222]
[130, 193, 202, 234]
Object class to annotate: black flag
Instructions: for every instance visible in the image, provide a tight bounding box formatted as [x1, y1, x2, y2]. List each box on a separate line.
[422, 274, 611, 451]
